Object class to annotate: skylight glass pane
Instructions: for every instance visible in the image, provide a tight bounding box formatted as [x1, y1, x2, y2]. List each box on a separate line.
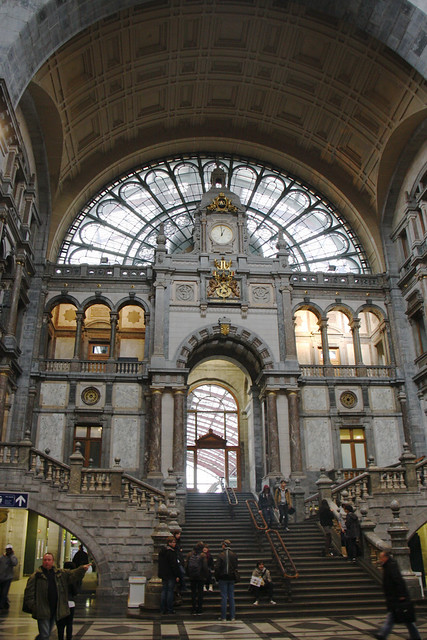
[57, 153, 370, 273]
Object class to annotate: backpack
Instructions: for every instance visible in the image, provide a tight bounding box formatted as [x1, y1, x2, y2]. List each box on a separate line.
[187, 553, 202, 579]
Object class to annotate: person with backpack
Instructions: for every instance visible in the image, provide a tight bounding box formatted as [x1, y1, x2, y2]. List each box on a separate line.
[185, 541, 208, 615]
[343, 504, 360, 563]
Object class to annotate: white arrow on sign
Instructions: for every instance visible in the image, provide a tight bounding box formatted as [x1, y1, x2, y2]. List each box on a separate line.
[15, 495, 27, 507]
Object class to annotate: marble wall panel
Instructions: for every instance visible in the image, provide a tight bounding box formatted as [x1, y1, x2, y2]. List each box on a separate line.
[75, 383, 105, 408]
[301, 386, 329, 412]
[373, 418, 401, 466]
[304, 417, 333, 470]
[111, 416, 139, 468]
[113, 383, 141, 410]
[40, 382, 68, 408]
[369, 386, 396, 411]
[37, 414, 66, 459]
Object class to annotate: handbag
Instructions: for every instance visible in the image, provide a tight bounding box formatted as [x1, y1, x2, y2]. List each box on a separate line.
[393, 601, 416, 623]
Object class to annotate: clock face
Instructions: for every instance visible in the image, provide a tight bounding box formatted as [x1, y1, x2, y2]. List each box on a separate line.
[211, 224, 233, 245]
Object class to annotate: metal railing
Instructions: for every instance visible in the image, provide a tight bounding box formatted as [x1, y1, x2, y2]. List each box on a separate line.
[246, 498, 298, 600]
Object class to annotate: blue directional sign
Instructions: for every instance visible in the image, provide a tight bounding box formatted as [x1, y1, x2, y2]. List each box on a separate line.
[0, 492, 29, 508]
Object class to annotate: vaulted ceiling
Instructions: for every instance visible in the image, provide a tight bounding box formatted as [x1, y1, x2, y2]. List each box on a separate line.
[16, 1, 427, 268]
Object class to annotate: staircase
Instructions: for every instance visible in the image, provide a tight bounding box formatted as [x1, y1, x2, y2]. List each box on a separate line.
[178, 491, 386, 618]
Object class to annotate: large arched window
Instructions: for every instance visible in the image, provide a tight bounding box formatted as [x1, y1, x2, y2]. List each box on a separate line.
[58, 153, 370, 273]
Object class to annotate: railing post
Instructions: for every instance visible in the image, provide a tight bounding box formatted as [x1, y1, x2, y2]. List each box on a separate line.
[399, 442, 418, 491]
[18, 431, 32, 468]
[359, 504, 379, 566]
[110, 458, 123, 497]
[316, 467, 333, 503]
[69, 443, 84, 493]
[387, 499, 421, 599]
[142, 502, 171, 610]
[164, 468, 180, 533]
[292, 478, 305, 523]
[175, 474, 186, 525]
[367, 456, 382, 495]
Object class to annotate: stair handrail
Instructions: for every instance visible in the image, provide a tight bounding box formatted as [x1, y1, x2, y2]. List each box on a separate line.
[265, 528, 299, 580]
[246, 498, 268, 531]
[220, 476, 238, 506]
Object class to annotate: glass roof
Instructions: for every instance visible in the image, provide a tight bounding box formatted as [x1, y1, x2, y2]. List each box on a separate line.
[58, 153, 370, 273]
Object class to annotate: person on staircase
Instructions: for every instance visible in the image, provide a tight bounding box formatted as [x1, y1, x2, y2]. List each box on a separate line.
[185, 541, 209, 615]
[343, 504, 360, 563]
[214, 539, 239, 622]
[372, 550, 421, 640]
[258, 484, 275, 528]
[318, 499, 336, 556]
[274, 479, 292, 532]
[249, 561, 276, 605]
[172, 530, 186, 605]
[202, 544, 214, 592]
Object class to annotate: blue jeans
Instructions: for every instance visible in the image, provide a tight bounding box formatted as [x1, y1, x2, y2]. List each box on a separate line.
[379, 610, 421, 639]
[37, 616, 56, 640]
[160, 578, 176, 613]
[218, 579, 235, 620]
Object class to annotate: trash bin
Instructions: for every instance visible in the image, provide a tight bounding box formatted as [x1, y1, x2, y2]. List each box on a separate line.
[128, 576, 146, 608]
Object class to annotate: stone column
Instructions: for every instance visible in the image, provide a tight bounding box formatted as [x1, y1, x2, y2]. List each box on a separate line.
[147, 388, 163, 479]
[265, 390, 280, 474]
[318, 317, 331, 368]
[153, 279, 166, 357]
[109, 312, 118, 360]
[6, 259, 24, 336]
[0, 372, 10, 438]
[172, 389, 186, 474]
[39, 311, 52, 358]
[397, 391, 413, 448]
[350, 318, 367, 375]
[280, 285, 298, 360]
[73, 311, 85, 359]
[287, 389, 303, 473]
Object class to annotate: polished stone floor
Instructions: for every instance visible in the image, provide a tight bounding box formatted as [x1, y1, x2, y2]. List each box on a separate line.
[2, 580, 425, 639]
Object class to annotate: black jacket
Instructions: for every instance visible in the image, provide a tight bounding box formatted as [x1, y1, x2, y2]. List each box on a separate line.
[158, 544, 180, 580]
[382, 557, 410, 610]
[214, 546, 238, 581]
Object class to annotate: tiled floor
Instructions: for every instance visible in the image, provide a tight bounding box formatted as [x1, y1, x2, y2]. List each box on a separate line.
[2, 580, 425, 639]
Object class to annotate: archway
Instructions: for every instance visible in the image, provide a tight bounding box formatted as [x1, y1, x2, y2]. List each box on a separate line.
[186, 359, 252, 493]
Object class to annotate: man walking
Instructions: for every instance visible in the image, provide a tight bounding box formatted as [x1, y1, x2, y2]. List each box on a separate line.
[23, 552, 89, 640]
[274, 480, 292, 531]
[372, 550, 421, 640]
[0, 544, 18, 612]
[214, 539, 238, 622]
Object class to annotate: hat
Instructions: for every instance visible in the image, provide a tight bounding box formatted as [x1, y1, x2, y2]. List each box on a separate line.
[5, 544, 12, 549]
[263, 484, 270, 491]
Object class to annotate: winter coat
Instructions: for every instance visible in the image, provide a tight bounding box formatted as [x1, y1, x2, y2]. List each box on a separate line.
[251, 566, 272, 584]
[214, 546, 238, 581]
[274, 488, 292, 508]
[158, 544, 180, 580]
[258, 491, 274, 510]
[0, 553, 18, 582]
[345, 511, 360, 538]
[23, 565, 86, 621]
[382, 556, 411, 610]
[185, 550, 209, 581]
[319, 505, 335, 528]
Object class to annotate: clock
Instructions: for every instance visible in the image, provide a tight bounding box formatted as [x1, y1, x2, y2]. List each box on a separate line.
[211, 224, 233, 245]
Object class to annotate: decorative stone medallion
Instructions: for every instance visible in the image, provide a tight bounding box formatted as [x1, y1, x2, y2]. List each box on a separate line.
[81, 386, 101, 406]
[340, 390, 357, 408]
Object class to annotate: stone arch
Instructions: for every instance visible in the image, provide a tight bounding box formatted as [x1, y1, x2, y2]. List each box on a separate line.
[175, 322, 274, 379]
[293, 301, 323, 320]
[82, 296, 113, 313]
[324, 302, 355, 321]
[355, 302, 387, 321]
[45, 294, 80, 314]
[25, 495, 113, 593]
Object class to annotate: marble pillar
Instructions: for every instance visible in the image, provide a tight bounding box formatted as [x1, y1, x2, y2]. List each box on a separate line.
[73, 311, 84, 359]
[109, 312, 118, 360]
[6, 259, 24, 336]
[147, 389, 163, 478]
[318, 317, 331, 366]
[287, 390, 303, 473]
[265, 391, 280, 474]
[172, 389, 186, 474]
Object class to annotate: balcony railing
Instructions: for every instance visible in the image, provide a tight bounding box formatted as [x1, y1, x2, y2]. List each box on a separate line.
[39, 359, 145, 375]
[300, 364, 395, 378]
